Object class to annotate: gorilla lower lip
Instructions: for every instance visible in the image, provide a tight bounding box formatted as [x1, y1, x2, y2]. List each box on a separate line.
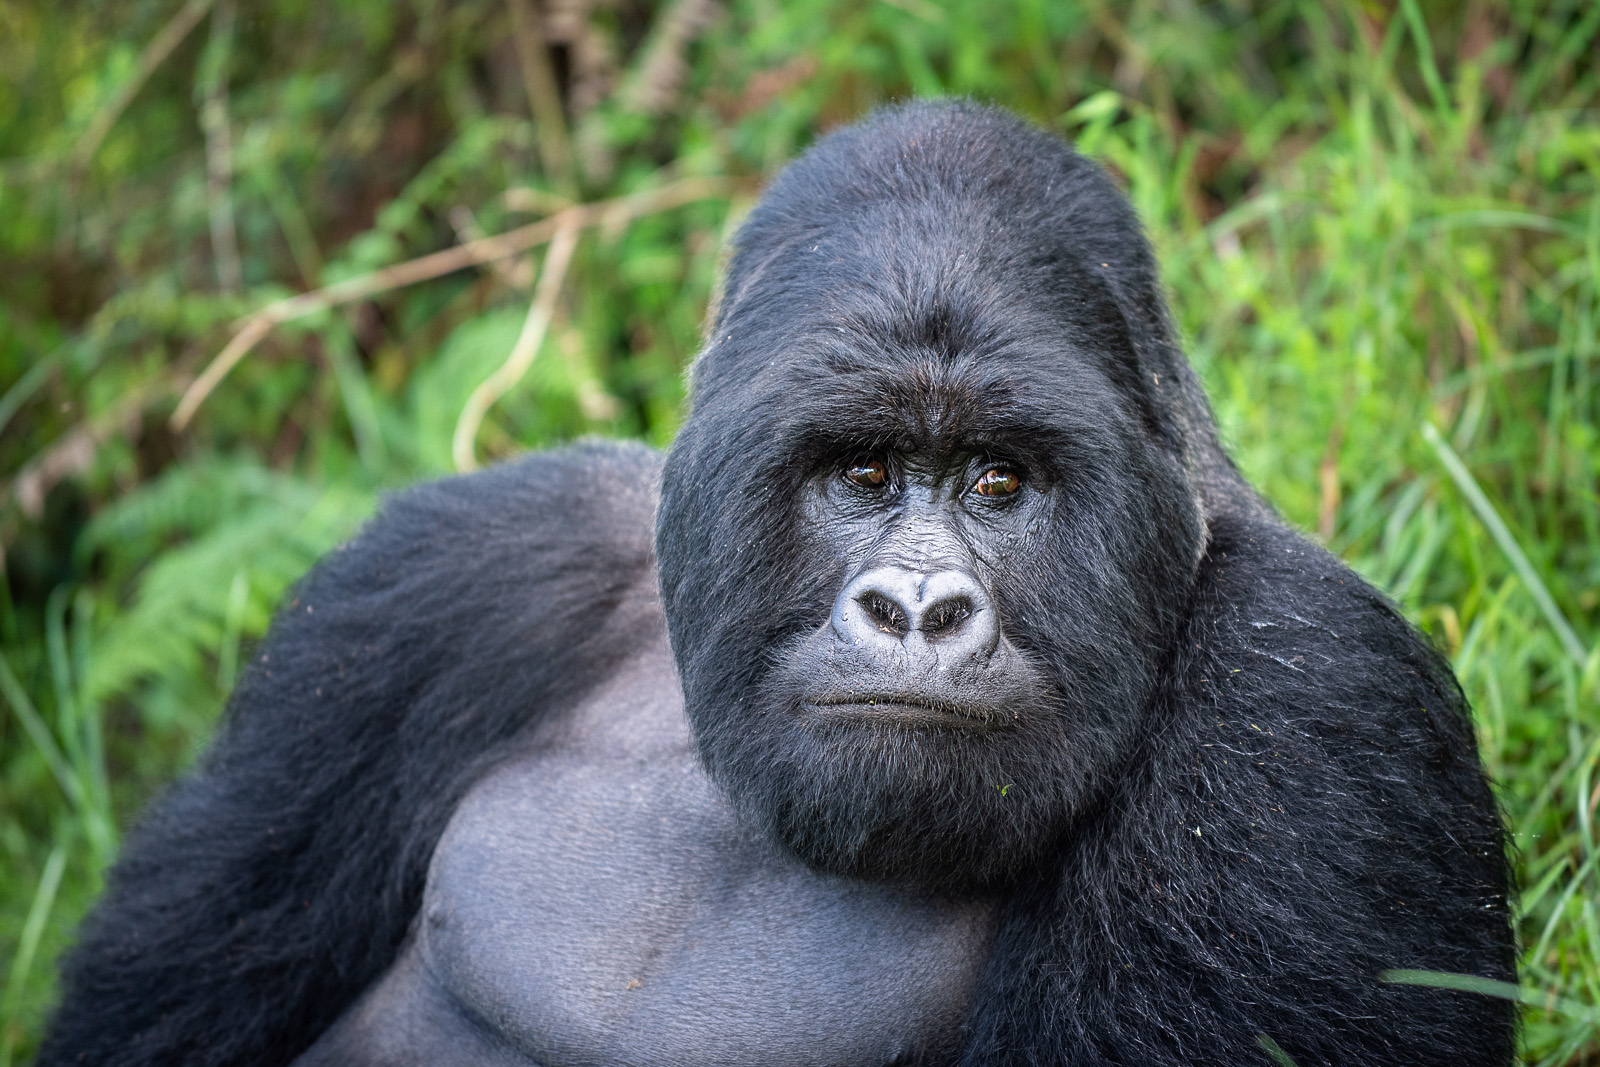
[806, 698, 998, 729]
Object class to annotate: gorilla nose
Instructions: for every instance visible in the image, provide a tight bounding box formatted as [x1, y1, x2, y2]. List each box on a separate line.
[832, 566, 999, 663]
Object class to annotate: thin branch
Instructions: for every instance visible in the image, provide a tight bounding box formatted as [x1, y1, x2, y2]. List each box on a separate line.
[170, 174, 734, 431]
[449, 205, 533, 290]
[73, 0, 218, 171]
[506, 0, 577, 196]
[503, 186, 578, 216]
[11, 385, 159, 519]
[171, 317, 272, 431]
[452, 218, 581, 472]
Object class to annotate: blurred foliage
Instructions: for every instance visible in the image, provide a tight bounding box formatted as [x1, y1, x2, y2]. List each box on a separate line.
[1, 0, 1597, 1062]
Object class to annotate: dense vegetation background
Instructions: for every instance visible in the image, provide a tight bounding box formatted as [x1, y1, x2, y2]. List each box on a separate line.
[0, 0, 1595, 1062]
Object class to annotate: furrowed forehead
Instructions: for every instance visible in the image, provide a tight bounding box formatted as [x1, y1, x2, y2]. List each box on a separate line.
[688, 139, 1163, 461]
[690, 235, 1143, 467]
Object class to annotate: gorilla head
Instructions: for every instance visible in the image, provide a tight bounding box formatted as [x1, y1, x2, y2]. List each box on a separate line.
[658, 102, 1224, 892]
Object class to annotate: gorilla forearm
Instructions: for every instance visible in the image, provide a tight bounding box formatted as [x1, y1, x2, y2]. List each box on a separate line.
[38, 444, 662, 1067]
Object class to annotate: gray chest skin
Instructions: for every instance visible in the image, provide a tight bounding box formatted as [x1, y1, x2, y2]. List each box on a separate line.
[295, 642, 1000, 1067]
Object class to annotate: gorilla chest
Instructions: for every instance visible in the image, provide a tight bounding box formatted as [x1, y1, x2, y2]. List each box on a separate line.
[411, 695, 999, 1066]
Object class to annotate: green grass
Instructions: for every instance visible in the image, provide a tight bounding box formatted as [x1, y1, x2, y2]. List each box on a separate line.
[1, 0, 1596, 1062]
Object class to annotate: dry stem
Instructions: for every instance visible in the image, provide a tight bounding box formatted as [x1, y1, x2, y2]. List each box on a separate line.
[170, 174, 733, 431]
[451, 217, 581, 472]
[198, 0, 241, 292]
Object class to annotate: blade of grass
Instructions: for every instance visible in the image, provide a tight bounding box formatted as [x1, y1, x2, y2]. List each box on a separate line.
[1527, 844, 1600, 984]
[45, 586, 83, 768]
[0, 842, 68, 1067]
[41, 591, 116, 863]
[217, 570, 249, 693]
[70, 589, 111, 851]
[1421, 422, 1590, 666]
[1397, 0, 1452, 119]
[0, 355, 59, 439]
[1382, 969, 1599, 1023]
[1256, 1033, 1300, 1067]
[323, 327, 387, 469]
[0, 651, 86, 811]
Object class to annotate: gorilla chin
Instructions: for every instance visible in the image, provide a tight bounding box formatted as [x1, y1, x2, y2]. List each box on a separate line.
[727, 712, 1090, 894]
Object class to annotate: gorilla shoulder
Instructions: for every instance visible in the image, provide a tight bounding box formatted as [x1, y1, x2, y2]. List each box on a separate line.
[35, 440, 668, 1067]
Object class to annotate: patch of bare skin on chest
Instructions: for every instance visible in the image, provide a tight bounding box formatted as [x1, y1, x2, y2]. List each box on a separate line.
[406, 646, 1001, 1067]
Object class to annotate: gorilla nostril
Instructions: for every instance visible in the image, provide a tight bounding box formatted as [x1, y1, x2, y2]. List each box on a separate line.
[922, 596, 973, 639]
[835, 568, 995, 655]
[860, 592, 910, 636]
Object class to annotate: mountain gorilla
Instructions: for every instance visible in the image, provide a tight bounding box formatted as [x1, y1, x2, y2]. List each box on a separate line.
[41, 102, 1514, 1067]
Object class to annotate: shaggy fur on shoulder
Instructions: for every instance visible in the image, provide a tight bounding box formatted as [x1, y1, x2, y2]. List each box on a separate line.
[39, 444, 663, 1066]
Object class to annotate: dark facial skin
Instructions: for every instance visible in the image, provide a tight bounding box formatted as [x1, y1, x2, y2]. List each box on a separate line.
[782, 449, 1051, 731]
[656, 103, 1221, 902]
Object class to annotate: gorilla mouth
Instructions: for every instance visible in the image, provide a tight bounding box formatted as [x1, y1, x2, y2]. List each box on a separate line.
[804, 695, 1007, 730]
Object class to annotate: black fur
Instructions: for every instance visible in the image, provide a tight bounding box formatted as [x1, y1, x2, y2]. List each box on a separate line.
[41, 101, 1514, 1066]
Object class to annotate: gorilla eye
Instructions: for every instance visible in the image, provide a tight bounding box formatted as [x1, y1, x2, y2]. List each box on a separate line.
[973, 467, 1022, 497]
[844, 458, 888, 489]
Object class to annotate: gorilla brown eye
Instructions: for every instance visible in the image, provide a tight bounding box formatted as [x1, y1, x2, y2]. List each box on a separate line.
[845, 459, 888, 488]
[974, 468, 1021, 497]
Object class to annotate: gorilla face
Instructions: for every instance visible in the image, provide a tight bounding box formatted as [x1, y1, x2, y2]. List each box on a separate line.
[657, 104, 1209, 893]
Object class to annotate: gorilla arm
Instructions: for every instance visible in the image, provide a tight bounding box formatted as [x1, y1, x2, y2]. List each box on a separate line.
[959, 509, 1515, 1067]
[38, 442, 664, 1067]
